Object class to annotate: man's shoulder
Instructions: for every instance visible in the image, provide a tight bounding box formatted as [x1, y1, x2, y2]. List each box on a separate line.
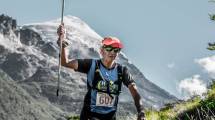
[76, 59, 95, 73]
[116, 63, 127, 69]
[78, 58, 93, 63]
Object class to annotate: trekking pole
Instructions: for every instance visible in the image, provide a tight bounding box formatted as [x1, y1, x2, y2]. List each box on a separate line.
[57, 0, 65, 97]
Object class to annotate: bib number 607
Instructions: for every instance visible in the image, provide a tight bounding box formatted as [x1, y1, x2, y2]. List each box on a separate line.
[96, 92, 115, 107]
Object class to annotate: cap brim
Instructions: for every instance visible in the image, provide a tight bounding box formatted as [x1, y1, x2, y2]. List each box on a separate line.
[102, 40, 123, 48]
[107, 43, 123, 48]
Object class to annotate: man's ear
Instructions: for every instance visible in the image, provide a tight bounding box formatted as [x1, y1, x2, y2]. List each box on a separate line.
[100, 47, 104, 55]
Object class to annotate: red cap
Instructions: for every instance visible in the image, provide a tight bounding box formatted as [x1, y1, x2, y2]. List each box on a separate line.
[102, 37, 123, 48]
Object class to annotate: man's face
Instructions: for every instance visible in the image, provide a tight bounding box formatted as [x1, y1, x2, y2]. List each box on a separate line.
[100, 45, 121, 62]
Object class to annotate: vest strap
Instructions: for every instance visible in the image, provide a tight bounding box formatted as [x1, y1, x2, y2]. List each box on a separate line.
[90, 60, 124, 96]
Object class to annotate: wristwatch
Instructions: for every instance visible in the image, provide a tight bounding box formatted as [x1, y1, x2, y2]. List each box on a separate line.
[57, 40, 69, 48]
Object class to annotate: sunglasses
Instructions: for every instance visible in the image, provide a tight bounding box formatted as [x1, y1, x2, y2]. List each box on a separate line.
[103, 46, 121, 53]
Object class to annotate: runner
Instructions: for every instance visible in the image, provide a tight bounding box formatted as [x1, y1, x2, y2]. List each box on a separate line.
[57, 24, 146, 120]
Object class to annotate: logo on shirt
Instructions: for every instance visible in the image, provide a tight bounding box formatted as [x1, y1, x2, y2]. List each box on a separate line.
[96, 80, 119, 93]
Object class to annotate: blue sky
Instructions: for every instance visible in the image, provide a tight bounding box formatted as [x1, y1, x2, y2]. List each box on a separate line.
[1, 0, 215, 98]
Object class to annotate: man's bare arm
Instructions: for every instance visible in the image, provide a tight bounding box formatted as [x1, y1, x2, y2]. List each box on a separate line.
[60, 47, 78, 70]
[128, 83, 145, 120]
[57, 24, 78, 70]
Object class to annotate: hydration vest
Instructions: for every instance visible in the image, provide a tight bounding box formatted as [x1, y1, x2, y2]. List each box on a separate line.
[84, 59, 124, 114]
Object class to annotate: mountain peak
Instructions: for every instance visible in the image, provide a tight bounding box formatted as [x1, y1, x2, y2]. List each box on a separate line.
[24, 15, 102, 40]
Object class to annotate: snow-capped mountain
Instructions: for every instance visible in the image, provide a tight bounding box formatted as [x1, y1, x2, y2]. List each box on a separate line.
[0, 14, 177, 120]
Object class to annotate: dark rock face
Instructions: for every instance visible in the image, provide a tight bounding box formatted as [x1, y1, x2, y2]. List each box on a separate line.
[26, 67, 54, 82]
[20, 28, 44, 46]
[1, 53, 36, 81]
[41, 42, 58, 57]
[0, 45, 9, 65]
[0, 69, 66, 120]
[0, 14, 17, 35]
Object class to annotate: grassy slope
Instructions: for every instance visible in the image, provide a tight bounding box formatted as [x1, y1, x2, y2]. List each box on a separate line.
[146, 81, 215, 120]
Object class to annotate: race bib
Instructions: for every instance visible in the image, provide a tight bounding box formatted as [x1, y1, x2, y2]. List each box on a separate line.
[96, 92, 116, 107]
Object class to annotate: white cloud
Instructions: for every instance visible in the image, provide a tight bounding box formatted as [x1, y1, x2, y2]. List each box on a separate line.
[196, 55, 215, 79]
[178, 75, 207, 99]
[167, 62, 175, 69]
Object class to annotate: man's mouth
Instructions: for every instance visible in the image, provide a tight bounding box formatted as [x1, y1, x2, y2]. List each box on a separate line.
[109, 55, 116, 58]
